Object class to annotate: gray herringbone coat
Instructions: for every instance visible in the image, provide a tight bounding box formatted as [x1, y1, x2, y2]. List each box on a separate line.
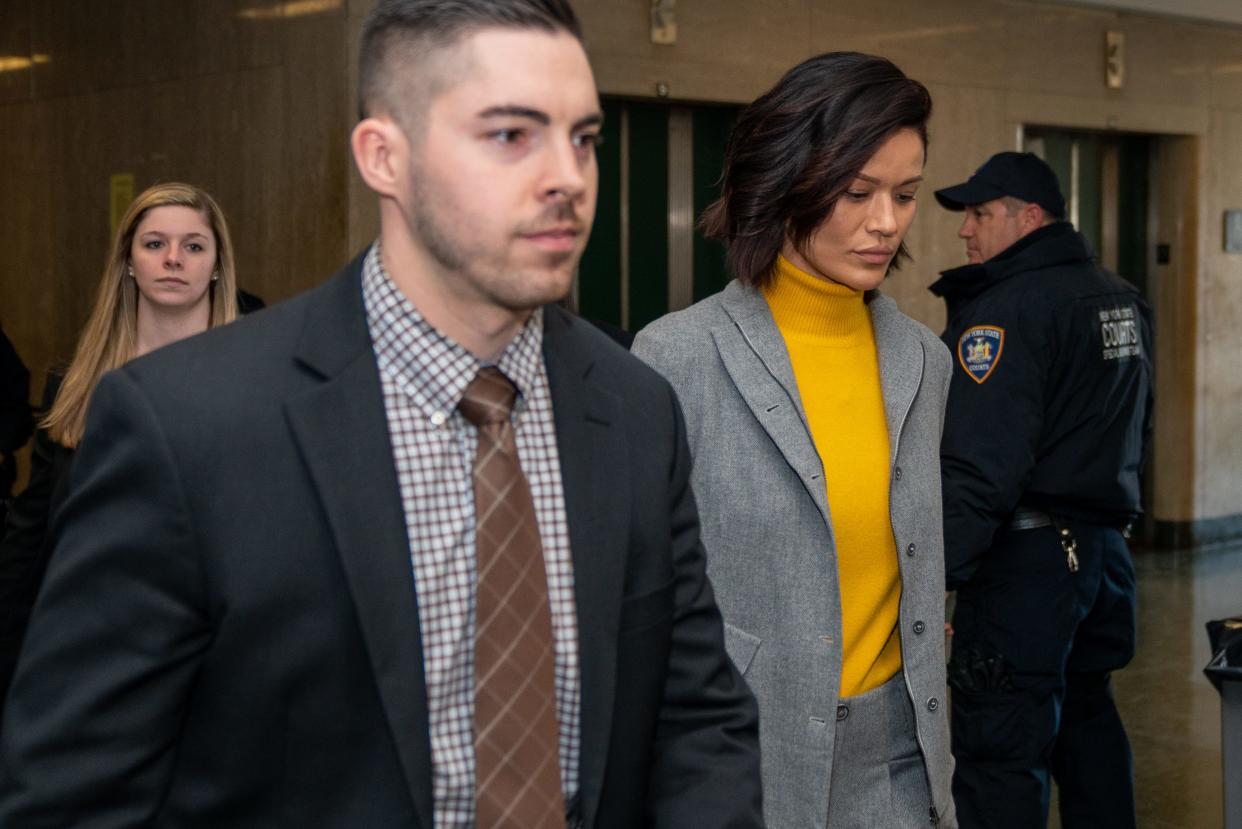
[633, 280, 956, 828]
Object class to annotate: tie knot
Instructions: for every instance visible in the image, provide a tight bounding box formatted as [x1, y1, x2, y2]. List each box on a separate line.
[459, 366, 517, 427]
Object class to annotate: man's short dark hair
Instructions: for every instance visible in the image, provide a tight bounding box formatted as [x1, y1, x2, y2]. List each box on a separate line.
[700, 52, 932, 289]
[358, 0, 583, 123]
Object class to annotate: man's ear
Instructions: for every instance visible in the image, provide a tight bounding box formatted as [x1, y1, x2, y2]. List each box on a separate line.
[1023, 202, 1047, 233]
[351, 116, 408, 199]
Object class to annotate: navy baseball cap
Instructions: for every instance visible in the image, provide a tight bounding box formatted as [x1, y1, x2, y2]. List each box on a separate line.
[934, 151, 1067, 219]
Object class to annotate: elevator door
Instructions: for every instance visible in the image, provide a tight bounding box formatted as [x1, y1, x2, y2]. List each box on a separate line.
[1024, 128, 1156, 539]
[1023, 129, 1152, 296]
[576, 99, 740, 334]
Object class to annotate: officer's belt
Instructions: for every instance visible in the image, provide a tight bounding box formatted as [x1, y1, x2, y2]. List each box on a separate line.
[1008, 508, 1053, 531]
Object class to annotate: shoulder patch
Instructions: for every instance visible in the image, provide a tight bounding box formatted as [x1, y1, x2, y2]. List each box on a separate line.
[957, 325, 1005, 384]
[1097, 304, 1142, 361]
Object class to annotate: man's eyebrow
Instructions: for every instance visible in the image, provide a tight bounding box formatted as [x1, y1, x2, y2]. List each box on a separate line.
[573, 112, 604, 131]
[477, 105, 550, 124]
[476, 106, 604, 132]
[855, 173, 925, 186]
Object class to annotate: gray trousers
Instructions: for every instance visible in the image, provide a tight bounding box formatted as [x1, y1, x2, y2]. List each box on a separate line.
[826, 674, 942, 828]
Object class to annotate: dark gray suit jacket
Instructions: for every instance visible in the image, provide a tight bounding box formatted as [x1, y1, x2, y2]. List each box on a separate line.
[0, 252, 762, 828]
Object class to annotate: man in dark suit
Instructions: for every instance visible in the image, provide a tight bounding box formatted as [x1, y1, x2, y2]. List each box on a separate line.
[0, 2, 761, 826]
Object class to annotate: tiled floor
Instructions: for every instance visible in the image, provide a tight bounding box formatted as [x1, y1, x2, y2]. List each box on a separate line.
[1048, 542, 1242, 828]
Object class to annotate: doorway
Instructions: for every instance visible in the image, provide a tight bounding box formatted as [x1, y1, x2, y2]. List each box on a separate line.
[576, 98, 741, 335]
[1023, 127, 1177, 545]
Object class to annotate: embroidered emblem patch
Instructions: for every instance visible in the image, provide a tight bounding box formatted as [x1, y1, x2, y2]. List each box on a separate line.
[957, 325, 1005, 384]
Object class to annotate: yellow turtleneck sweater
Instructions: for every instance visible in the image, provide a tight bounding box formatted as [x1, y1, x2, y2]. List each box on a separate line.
[762, 254, 903, 698]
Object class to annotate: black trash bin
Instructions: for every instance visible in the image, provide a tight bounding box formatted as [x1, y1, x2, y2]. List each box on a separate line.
[1206, 616, 1242, 829]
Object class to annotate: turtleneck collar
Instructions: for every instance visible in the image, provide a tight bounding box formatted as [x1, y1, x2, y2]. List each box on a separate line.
[762, 254, 870, 344]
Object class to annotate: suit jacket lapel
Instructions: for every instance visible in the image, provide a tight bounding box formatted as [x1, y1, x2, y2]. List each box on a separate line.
[542, 307, 628, 828]
[868, 294, 925, 462]
[715, 281, 832, 529]
[283, 254, 435, 828]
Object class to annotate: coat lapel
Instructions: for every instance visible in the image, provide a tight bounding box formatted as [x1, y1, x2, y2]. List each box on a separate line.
[868, 294, 925, 461]
[541, 307, 628, 828]
[715, 281, 832, 529]
[283, 255, 435, 828]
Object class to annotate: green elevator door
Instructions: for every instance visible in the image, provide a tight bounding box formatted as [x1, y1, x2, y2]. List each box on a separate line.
[1023, 129, 1152, 296]
[577, 99, 740, 334]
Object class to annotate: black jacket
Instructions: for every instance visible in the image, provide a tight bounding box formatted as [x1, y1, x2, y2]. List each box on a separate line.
[0, 374, 73, 707]
[931, 222, 1153, 589]
[0, 327, 32, 500]
[0, 253, 762, 828]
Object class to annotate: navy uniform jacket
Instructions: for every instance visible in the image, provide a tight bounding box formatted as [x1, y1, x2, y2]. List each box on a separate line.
[931, 222, 1153, 589]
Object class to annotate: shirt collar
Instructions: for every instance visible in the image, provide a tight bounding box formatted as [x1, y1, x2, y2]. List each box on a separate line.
[362, 243, 544, 418]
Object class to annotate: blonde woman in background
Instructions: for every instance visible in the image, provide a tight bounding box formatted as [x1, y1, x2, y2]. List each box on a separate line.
[0, 182, 238, 711]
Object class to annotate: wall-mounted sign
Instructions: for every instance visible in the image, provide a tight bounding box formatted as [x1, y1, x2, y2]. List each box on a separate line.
[1105, 31, 1124, 89]
[1225, 210, 1242, 253]
[651, 0, 676, 46]
[109, 173, 135, 237]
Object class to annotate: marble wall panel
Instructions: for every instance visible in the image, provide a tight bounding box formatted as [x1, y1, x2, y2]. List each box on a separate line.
[580, 0, 812, 69]
[1195, 109, 1242, 518]
[809, 0, 1009, 90]
[345, 4, 378, 254]
[274, 8, 349, 297]
[29, 0, 284, 100]
[1148, 135, 1201, 523]
[0, 0, 33, 105]
[1200, 27, 1242, 112]
[580, 0, 811, 103]
[886, 82, 1014, 334]
[0, 100, 55, 386]
[1119, 15, 1212, 110]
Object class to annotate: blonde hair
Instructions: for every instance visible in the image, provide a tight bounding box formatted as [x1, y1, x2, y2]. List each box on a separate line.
[43, 182, 240, 448]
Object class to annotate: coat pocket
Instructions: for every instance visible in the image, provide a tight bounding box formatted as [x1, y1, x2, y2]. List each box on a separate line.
[723, 623, 761, 675]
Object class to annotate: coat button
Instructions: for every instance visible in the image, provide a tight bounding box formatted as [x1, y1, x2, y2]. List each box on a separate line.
[906, 542, 917, 557]
[927, 697, 939, 712]
[894, 466, 903, 481]
[836, 704, 849, 721]
[913, 620, 926, 635]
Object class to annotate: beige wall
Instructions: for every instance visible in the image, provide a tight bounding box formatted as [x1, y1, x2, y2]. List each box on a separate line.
[3, 0, 1241, 526]
[574, 0, 1242, 526]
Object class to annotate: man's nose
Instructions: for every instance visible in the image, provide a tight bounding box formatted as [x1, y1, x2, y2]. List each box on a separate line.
[541, 139, 587, 202]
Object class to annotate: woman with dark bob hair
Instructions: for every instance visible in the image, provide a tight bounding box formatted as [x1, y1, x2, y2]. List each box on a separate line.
[633, 53, 956, 827]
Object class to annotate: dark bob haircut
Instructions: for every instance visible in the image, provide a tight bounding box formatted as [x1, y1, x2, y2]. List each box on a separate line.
[700, 52, 932, 288]
[358, 0, 582, 121]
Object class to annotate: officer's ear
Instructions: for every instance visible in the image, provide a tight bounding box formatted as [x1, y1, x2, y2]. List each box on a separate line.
[1021, 202, 1047, 233]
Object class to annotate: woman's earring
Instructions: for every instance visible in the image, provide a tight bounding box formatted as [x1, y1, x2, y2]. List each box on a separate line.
[127, 265, 134, 278]
[211, 272, 219, 282]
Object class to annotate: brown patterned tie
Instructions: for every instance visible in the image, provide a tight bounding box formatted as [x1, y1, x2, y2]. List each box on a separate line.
[459, 366, 565, 829]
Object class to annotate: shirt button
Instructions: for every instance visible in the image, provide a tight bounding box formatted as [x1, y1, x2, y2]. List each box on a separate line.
[836, 704, 849, 721]
[913, 620, 926, 635]
[430, 410, 447, 427]
[927, 697, 939, 712]
[894, 466, 903, 481]
[906, 542, 917, 557]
